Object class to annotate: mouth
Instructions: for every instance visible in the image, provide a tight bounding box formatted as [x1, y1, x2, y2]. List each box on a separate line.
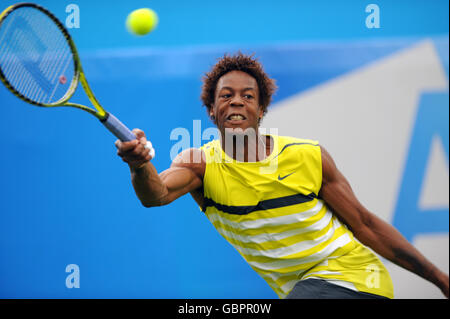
[226, 114, 246, 123]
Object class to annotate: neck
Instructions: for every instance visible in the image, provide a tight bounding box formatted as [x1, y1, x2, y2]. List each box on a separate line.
[220, 127, 271, 162]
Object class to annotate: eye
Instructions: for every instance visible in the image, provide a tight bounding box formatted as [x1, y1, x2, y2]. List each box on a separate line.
[220, 93, 231, 99]
[244, 94, 254, 99]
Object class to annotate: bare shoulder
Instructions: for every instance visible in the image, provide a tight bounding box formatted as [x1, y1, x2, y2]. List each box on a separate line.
[170, 148, 206, 208]
[319, 145, 339, 184]
[171, 148, 206, 179]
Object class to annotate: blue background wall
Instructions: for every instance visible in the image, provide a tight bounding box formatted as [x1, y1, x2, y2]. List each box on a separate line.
[0, 0, 448, 298]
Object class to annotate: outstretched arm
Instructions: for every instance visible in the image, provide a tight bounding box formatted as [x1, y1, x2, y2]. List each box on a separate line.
[115, 129, 204, 207]
[318, 146, 449, 298]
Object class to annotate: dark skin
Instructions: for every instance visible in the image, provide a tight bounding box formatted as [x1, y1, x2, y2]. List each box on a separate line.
[116, 70, 449, 298]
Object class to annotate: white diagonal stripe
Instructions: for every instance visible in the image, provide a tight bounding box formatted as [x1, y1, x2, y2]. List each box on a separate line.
[215, 208, 333, 246]
[233, 215, 342, 259]
[247, 232, 352, 271]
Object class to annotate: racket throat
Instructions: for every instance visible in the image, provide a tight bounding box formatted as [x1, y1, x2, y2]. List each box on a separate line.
[78, 71, 106, 118]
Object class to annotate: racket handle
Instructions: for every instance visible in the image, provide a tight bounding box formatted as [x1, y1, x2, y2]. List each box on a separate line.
[101, 112, 155, 159]
[101, 112, 135, 141]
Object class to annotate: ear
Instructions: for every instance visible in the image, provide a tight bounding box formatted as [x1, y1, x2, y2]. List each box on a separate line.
[258, 106, 264, 119]
[209, 105, 216, 123]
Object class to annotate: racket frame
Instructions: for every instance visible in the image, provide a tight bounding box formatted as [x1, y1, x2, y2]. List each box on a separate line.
[0, 2, 153, 151]
[0, 2, 106, 120]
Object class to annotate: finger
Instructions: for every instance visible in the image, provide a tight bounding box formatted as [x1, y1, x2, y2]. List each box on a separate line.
[139, 136, 147, 146]
[121, 146, 149, 161]
[130, 142, 146, 156]
[142, 147, 151, 160]
[118, 139, 139, 152]
[132, 128, 146, 140]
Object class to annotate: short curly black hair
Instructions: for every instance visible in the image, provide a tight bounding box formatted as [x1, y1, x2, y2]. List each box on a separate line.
[200, 52, 277, 119]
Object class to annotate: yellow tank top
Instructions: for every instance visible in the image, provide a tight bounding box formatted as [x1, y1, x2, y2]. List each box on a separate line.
[200, 135, 393, 298]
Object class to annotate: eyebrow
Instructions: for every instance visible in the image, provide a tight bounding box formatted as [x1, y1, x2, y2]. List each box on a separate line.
[219, 86, 256, 92]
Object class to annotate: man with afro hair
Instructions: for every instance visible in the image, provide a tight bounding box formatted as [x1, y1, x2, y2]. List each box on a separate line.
[116, 52, 448, 299]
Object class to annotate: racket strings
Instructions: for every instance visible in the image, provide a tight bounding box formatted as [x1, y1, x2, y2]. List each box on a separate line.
[0, 7, 75, 105]
[25, 8, 74, 104]
[0, 11, 50, 101]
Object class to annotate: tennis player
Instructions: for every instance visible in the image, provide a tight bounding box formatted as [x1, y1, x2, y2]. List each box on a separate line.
[115, 53, 449, 299]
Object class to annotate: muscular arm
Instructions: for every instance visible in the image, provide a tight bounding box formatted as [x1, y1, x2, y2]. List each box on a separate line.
[116, 129, 204, 207]
[318, 146, 449, 298]
[131, 150, 204, 207]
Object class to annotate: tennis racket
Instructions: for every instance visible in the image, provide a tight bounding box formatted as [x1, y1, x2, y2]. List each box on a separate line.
[0, 2, 155, 158]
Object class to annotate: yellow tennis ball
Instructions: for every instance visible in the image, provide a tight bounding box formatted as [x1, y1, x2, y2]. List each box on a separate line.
[126, 8, 158, 36]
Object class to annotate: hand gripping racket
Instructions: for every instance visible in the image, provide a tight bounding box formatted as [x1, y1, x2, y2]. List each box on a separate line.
[0, 3, 155, 158]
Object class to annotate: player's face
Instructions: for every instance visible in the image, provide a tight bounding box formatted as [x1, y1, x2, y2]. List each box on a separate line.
[212, 70, 263, 133]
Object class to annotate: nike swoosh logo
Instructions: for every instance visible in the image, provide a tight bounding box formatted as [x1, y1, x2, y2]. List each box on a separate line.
[278, 171, 295, 180]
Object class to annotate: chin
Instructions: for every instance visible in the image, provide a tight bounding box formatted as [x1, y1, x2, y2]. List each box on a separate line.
[221, 121, 259, 133]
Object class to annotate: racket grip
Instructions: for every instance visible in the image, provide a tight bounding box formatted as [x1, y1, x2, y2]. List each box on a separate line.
[101, 112, 136, 141]
[101, 112, 155, 159]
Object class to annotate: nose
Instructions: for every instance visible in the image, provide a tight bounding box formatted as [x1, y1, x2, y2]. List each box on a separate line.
[230, 95, 244, 106]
